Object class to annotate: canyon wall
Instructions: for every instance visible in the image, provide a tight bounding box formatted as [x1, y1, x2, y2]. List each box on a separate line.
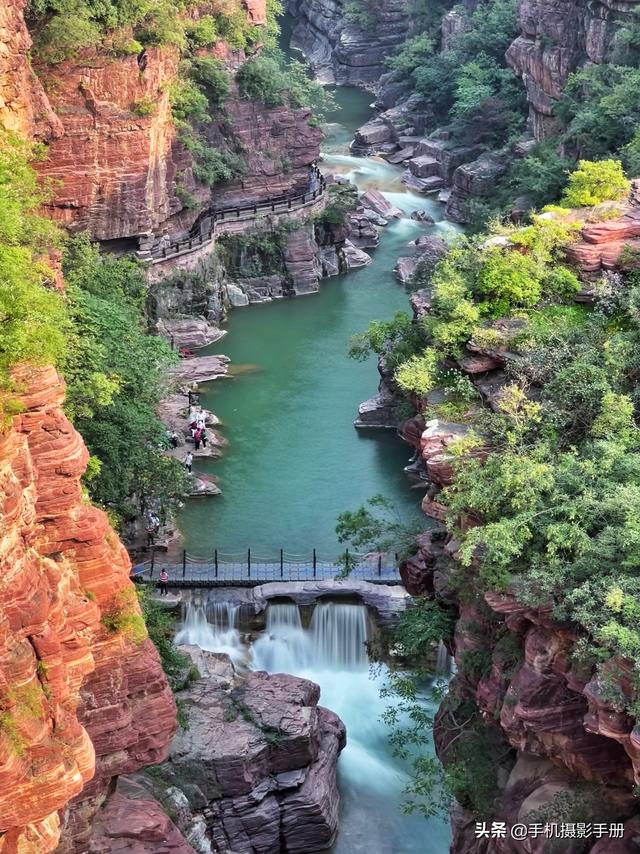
[507, 0, 640, 140]
[285, 0, 410, 86]
[0, 367, 177, 854]
[23, 0, 323, 246]
[0, 6, 178, 851]
[395, 200, 640, 852]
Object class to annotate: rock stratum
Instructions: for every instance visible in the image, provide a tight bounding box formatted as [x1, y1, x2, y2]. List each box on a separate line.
[0, 366, 177, 854]
[393, 199, 640, 852]
[285, 0, 409, 86]
[506, 0, 640, 140]
[133, 650, 346, 854]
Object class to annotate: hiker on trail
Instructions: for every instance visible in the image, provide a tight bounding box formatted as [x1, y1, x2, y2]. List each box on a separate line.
[196, 416, 205, 431]
[158, 568, 169, 596]
[201, 430, 208, 448]
[185, 451, 193, 473]
[194, 428, 202, 451]
[170, 431, 179, 448]
[146, 520, 155, 547]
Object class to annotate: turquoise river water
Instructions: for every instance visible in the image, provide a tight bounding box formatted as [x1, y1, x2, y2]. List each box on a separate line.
[175, 83, 454, 853]
[178, 87, 458, 559]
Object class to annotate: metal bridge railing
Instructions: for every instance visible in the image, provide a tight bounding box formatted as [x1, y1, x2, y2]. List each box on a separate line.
[147, 168, 327, 264]
[132, 547, 402, 585]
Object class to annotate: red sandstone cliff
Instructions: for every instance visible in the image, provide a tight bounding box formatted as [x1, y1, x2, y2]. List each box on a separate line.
[0, 0, 62, 141]
[33, 45, 182, 241]
[0, 366, 177, 854]
[15, 0, 321, 245]
[395, 197, 640, 852]
[506, 0, 640, 140]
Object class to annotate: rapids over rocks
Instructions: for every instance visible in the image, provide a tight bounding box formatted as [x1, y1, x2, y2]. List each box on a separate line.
[176, 598, 451, 852]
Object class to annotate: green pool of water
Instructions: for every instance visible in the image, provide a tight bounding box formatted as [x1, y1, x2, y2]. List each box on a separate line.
[177, 89, 456, 561]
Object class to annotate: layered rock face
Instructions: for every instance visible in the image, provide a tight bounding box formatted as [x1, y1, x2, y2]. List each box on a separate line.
[285, 0, 409, 86]
[393, 205, 640, 851]
[0, 0, 62, 140]
[144, 650, 346, 854]
[506, 0, 640, 140]
[33, 45, 181, 241]
[203, 95, 323, 209]
[0, 367, 176, 854]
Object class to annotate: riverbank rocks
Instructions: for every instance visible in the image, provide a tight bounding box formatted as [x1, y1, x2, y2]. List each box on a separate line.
[355, 383, 398, 428]
[168, 354, 230, 386]
[143, 658, 346, 854]
[360, 188, 402, 219]
[341, 239, 372, 269]
[394, 234, 448, 285]
[156, 318, 226, 349]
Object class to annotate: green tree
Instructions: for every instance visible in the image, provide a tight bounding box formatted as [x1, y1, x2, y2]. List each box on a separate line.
[0, 132, 67, 414]
[561, 159, 631, 207]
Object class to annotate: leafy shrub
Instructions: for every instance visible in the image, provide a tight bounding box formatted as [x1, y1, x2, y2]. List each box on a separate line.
[315, 184, 358, 227]
[189, 58, 230, 107]
[0, 132, 67, 415]
[131, 97, 156, 117]
[101, 588, 147, 644]
[170, 78, 210, 123]
[475, 249, 541, 316]
[394, 350, 439, 396]
[561, 159, 631, 208]
[193, 146, 246, 186]
[184, 15, 218, 48]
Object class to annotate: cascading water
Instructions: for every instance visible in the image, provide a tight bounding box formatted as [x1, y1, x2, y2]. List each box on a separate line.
[173, 599, 450, 852]
[251, 601, 369, 672]
[174, 599, 244, 665]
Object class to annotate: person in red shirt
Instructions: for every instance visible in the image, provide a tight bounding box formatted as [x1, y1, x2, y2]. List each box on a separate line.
[158, 569, 169, 596]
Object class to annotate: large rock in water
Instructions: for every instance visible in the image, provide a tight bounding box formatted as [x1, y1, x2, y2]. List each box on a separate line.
[360, 188, 402, 219]
[284, 227, 322, 294]
[149, 666, 346, 854]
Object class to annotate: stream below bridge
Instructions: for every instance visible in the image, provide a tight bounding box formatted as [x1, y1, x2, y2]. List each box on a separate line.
[175, 80, 454, 852]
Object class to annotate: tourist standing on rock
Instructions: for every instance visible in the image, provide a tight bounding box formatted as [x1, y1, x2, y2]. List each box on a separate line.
[194, 428, 202, 451]
[170, 431, 179, 448]
[185, 451, 193, 473]
[158, 568, 169, 596]
[201, 430, 208, 448]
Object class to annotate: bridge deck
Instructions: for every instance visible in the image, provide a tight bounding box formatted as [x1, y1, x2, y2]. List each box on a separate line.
[133, 557, 401, 587]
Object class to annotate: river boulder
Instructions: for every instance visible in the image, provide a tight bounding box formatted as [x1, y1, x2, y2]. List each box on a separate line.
[141, 664, 346, 854]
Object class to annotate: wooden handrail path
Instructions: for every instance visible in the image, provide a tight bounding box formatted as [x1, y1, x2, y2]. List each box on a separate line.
[142, 168, 326, 265]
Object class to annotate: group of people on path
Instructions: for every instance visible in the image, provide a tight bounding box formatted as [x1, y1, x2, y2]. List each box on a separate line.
[184, 414, 209, 472]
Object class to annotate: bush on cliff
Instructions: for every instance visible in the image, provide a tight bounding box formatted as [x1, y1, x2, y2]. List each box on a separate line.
[62, 234, 189, 521]
[27, 0, 261, 61]
[0, 132, 67, 416]
[560, 159, 631, 208]
[236, 52, 335, 118]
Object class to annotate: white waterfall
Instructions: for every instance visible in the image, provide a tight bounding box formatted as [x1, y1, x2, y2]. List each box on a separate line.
[174, 599, 244, 665]
[251, 601, 370, 672]
[309, 602, 369, 669]
[435, 640, 451, 676]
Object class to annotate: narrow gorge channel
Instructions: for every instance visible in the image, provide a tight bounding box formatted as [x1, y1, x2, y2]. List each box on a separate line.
[176, 596, 451, 852]
[175, 83, 455, 851]
[178, 86, 458, 555]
